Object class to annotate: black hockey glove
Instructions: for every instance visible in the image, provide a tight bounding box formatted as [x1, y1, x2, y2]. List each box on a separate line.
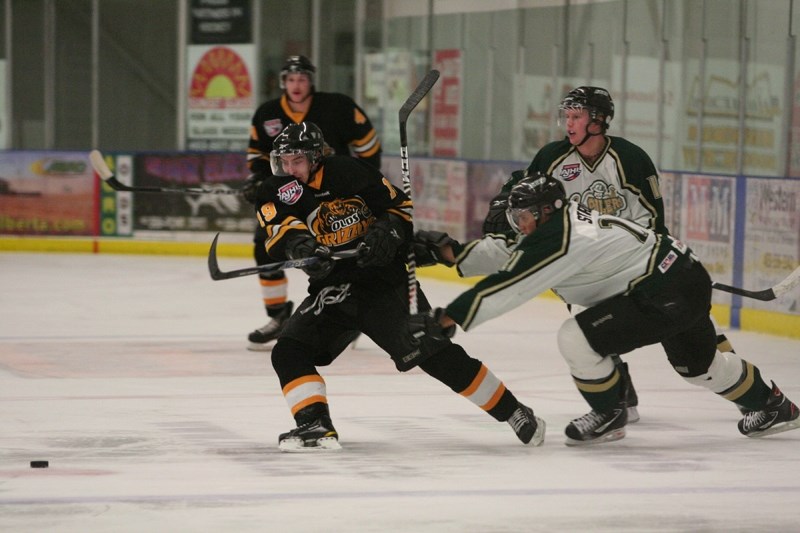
[241, 173, 264, 205]
[408, 308, 456, 342]
[482, 190, 512, 235]
[412, 230, 457, 267]
[357, 213, 406, 268]
[286, 234, 334, 281]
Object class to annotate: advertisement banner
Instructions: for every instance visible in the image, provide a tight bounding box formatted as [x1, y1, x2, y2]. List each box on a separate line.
[743, 177, 800, 313]
[401, 158, 469, 241]
[682, 174, 736, 304]
[431, 49, 462, 157]
[98, 154, 133, 237]
[0, 151, 95, 236]
[186, 44, 256, 151]
[190, 0, 251, 45]
[131, 153, 254, 233]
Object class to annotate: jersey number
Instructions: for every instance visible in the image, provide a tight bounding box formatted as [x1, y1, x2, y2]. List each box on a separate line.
[598, 215, 649, 243]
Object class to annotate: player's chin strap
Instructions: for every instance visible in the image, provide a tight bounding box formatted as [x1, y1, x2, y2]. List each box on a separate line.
[575, 121, 607, 147]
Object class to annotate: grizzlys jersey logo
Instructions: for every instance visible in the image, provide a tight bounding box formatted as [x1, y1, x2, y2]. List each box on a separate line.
[311, 197, 374, 247]
[572, 180, 627, 216]
[264, 119, 284, 137]
[559, 164, 582, 182]
[278, 180, 303, 205]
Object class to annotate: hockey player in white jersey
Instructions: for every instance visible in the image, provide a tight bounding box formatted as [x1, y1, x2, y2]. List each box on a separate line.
[410, 173, 799, 446]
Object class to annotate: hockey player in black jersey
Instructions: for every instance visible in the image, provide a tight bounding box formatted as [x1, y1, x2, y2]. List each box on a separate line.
[242, 55, 382, 351]
[411, 173, 799, 445]
[254, 122, 544, 452]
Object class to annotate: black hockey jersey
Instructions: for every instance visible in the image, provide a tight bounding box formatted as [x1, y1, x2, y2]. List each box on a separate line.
[247, 92, 381, 176]
[253, 156, 411, 292]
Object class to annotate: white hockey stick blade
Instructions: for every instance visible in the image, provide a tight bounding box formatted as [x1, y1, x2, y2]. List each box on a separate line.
[712, 265, 800, 301]
[89, 149, 114, 180]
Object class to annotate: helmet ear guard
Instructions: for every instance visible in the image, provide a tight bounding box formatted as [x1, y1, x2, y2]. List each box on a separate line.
[505, 171, 567, 232]
[269, 122, 325, 176]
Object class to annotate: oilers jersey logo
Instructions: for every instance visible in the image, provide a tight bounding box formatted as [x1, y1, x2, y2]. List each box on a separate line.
[311, 197, 373, 247]
[278, 180, 303, 205]
[573, 180, 627, 216]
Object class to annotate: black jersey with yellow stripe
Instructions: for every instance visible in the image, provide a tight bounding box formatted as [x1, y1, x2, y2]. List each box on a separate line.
[253, 156, 411, 291]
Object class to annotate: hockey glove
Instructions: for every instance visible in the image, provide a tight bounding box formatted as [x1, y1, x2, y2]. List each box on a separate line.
[241, 173, 264, 205]
[482, 190, 513, 235]
[412, 230, 457, 267]
[408, 307, 456, 342]
[357, 213, 406, 268]
[286, 234, 334, 281]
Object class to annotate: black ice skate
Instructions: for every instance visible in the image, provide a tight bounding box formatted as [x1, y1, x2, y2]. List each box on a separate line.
[506, 403, 545, 446]
[564, 403, 627, 446]
[738, 382, 800, 438]
[278, 415, 341, 452]
[248, 302, 293, 351]
[617, 360, 640, 424]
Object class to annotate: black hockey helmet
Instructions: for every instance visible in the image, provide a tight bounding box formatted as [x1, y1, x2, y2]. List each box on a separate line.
[280, 55, 316, 89]
[558, 86, 614, 130]
[506, 171, 566, 231]
[270, 122, 326, 176]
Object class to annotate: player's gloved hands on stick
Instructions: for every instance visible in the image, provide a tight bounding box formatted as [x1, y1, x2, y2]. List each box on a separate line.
[357, 214, 405, 267]
[241, 174, 263, 204]
[412, 230, 457, 267]
[408, 307, 456, 342]
[286, 234, 334, 280]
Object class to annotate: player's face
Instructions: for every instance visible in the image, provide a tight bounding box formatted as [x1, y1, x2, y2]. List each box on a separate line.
[284, 73, 312, 103]
[561, 108, 602, 145]
[280, 153, 311, 181]
[516, 210, 538, 235]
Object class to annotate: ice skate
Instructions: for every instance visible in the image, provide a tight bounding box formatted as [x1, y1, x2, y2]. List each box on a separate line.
[565, 404, 627, 446]
[278, 415, 341, 452]
[738, 382, 800, 438]
[506, 403, 545, 446]
[248, 302, 293, 351]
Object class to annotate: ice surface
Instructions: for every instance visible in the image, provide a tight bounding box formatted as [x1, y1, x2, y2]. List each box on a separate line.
[1, 252, 799, 532]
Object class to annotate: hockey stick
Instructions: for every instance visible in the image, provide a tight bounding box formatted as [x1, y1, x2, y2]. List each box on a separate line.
[89, 149, 242, 195]
[207, 233, 362, 281]
[399, 69, 440, 314]
[712, 265, 800, 301]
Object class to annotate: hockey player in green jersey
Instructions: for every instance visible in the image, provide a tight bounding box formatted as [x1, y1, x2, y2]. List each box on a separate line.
[255, 122, 543, 452]
[482, 86, 736, 421]
[411, 173, 799, 446]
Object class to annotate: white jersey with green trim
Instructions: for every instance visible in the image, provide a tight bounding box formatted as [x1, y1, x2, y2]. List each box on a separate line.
[448, 201, 692, 332]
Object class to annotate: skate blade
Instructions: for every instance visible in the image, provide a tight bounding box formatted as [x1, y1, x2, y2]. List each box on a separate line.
[746, 418, 800, 438]
[524, 416, 546, 447]
[279, 436, 342, 453]
[626, 406, 640, 424]
[565, 427, 626, 447]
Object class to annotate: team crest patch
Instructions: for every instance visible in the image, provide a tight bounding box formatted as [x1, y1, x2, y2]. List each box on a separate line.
[560, 163, 581, 181]
[264, 119, 284, 137]
[278, 180, 303, 205]
[658, 250, 678, 273]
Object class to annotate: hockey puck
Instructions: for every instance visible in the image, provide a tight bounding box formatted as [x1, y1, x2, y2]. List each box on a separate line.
[30, 460, 49, 468]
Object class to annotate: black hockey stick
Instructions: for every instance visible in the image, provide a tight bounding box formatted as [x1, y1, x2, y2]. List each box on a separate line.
[712, 265, 800, 301]
[399, 69, 440, 314]
[208, 233, 363, 280]
[89, 149, 242, 195]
